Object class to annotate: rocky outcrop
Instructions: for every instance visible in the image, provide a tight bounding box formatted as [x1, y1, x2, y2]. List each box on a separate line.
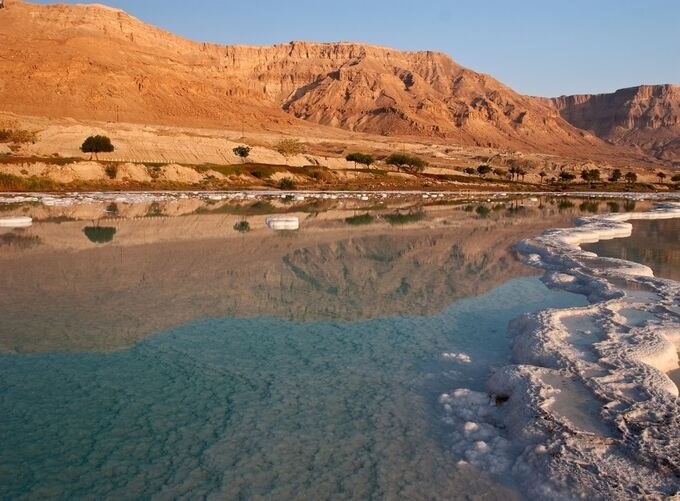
[0, 0, 609, 156]
[551, 85, 680, 164]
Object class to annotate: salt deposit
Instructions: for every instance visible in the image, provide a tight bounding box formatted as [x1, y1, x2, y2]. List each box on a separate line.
[441, 202, 680, 499]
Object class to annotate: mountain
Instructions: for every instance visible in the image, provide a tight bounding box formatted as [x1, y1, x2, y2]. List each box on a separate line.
[551, 85, 680, 165]
[0, 0, 610, 157]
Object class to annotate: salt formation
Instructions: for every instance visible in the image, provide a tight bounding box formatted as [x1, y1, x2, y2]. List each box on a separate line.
[442, 202, 680, 499]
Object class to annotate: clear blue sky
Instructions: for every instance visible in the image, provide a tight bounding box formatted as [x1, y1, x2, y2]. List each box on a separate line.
[31, 0, 680, 97]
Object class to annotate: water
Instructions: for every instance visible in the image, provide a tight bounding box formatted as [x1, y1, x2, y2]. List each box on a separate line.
[582, 218, 680, 281]
[0, 193, 608, 499]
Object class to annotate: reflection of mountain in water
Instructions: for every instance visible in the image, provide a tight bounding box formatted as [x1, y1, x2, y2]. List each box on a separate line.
[0, 206, 580, 353]
[282, 233, 516, 320]
[582, 218, 680, 281]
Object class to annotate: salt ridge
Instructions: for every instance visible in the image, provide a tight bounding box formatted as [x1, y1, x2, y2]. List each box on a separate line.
[442, 202, 680, 499]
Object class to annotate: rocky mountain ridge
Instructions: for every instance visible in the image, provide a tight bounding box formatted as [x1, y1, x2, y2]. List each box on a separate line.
[0, 0, 608, 157]
[551, 85, 680, 164]
[0, 0, 675, 165]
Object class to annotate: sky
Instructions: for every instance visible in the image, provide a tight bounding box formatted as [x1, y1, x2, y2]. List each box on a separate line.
[31, 0, 680, 97]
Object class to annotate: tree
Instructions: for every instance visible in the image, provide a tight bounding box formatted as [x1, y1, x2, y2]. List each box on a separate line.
[385, 153, 427, 174]
[476, 164, 492, 177]
[624, 172, 638, 184]
[559, 171, 576, 183]
[81, 135, 114, 160]
[625, 172, 638, 184]
[517, 168, 527, 182]
[233, 145, 251, 163]
[493, 168, 507, 178]
[539, 171, 547, 183]
[276, 139, 304, 164]
[672, 174, 680, 183]
[463, 167, 476, 175]
[608, 169, 622, 183]
[346, 152, 375, 169]
[581, 169, 601, 183]
[656, 172, 667, 182]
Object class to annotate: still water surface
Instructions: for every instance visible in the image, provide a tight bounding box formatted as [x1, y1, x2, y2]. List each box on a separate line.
[1, 194, 637, 499]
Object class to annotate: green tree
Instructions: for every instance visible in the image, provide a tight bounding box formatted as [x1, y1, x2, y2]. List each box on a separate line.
[463, 167, 476, 175]
[81, 135, 114, 160]
[624, 172, 638, 184]
[346, 152, 375, 169]
[581, 169, 601, 183]
[608, 169, 622, 183]
[276, 139, 304, 164]
[656, 171, 667, 182]
[671, 174, 680, 183]
[233, 145, 251, 163]
[476, 164, 492, 177]
[385, 153, 427, 173]
[539, 171, 547, 183]
[559, 171, 576, 183]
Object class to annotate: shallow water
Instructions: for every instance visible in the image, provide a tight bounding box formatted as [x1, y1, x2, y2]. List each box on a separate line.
[582, 218, 680, 281]
[0, 193, 614, 499]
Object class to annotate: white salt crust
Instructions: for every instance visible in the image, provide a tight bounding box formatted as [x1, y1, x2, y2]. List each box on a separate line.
[442, 202, 680, 499]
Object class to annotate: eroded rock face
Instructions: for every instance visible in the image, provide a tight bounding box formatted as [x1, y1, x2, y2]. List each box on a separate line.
[0, 0, 604, 155]
[551, 85, 680, 163]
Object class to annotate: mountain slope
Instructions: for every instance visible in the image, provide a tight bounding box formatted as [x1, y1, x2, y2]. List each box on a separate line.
[551, 85, 680, 164]
[0, 0, 612, 157]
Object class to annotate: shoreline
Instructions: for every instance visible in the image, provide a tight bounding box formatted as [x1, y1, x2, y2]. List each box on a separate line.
[442, 202, 680, 498]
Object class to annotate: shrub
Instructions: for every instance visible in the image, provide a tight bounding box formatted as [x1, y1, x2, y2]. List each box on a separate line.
[345, 213, 374, 225]
[278, 177, 296, 190]
[476, 164, 492, 177]
[383, 210, 426, 225]
[476, 205, 491, 217]
[609, 169, 622, 182]
[104, 163, 118, 179]
[463, 167, 476, 175]
[233, 221, 251, 232]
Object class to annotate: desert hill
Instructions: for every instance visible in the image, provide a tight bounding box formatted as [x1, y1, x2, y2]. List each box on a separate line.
[551, 85, 680, 165]
[0, 0, 612, 157]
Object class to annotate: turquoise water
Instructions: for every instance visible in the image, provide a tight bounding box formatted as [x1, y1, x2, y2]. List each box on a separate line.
[0, 195, 601, 499]
[0, 277, 585, 499]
